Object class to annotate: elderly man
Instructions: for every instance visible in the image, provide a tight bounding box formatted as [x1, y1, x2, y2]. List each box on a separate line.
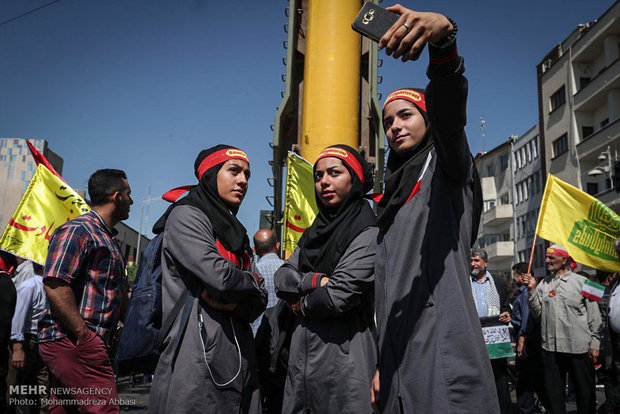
[470, 249, 512, 413]
[251, 229, 283, 334]
[525, 244, 602, 414]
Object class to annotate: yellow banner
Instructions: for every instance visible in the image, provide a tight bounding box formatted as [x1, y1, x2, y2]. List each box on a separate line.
[535, 174, 620, 272]
[0, 165, 90, 265]
[282, 152, 318, 254]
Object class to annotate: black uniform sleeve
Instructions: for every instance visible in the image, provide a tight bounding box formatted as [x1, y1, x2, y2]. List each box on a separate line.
[274, 249, 305, 304]
[300, 227, 378, 320]
[164, 205, 265, 305]
[234, 262, 268, 323]
[425, 41, 471, 184]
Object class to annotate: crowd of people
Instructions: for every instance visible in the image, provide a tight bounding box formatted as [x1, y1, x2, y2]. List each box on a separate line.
[1, 4, 620, 414]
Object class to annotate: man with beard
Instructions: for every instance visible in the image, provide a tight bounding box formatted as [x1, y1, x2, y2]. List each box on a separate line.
[470, 249, 512, 413]
[525, 245, 602, 414]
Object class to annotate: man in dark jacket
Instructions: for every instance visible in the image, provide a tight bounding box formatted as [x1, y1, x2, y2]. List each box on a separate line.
[470, 249, 512, 414]
[511, 262, 549, 413]
[0, 251, 18, 413]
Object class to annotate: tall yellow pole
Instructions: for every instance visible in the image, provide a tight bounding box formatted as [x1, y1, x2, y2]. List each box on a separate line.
[300, 0, 360, 163]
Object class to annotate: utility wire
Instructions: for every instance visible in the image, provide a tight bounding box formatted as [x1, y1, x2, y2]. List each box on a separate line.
[0, 0, 62, 27]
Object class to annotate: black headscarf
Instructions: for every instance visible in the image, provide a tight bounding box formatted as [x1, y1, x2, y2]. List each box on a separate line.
[297, 145, 377, 275]
[377, 88, 483, 246]
[377, 88, 434, 231]
[153, 144, 251, 256]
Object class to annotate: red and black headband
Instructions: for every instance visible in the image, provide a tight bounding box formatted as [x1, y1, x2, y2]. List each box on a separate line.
[163, 147, 250, 203]
[316, 146, 365, 186]
[195, 148, 249, 180]
[383, 88, 426, 113]
[547, 246, 578, 271]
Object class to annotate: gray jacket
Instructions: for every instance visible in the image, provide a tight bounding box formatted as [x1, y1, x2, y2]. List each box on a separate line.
[275, 226, 378, 414]
[375, 44, 499, 413]
[528, 270, 602, 353]
[149, 205, 267, 414]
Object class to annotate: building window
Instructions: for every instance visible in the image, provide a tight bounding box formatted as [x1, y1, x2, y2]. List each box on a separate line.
[10, 155, 17, 162]
[582, 126, 594, 139]
[13, 139, 19, 147]
[513, 154, 517, 173]
[601, 118, 609, 128]
[486, 164, 495, 177]
[500, 193, 509, 205]
[500, 154, 509, 172]
[550, 85, 566, 111]
[525, 143, 532, 163]
[27, 163, 33, 172]
[552, 134, 568, 158]
[579, 77, 591, 89]
[20, 171, 25, 181]
[532, 136, 539, 159]
[523, 180, 530, 201]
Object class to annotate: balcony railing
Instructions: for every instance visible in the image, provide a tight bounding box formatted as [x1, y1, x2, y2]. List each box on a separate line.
[486, 241, 515, 260]
[574, 57, 620, 111]
[482, 204, 514, 227]
[576, 118, 620, 160]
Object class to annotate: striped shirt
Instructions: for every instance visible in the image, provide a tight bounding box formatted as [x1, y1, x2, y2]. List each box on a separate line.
[38, 210, 127, 344]
[251, 252, 284, 334]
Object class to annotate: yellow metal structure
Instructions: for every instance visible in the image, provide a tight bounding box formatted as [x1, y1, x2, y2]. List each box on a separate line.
[300, 0, 361, 163]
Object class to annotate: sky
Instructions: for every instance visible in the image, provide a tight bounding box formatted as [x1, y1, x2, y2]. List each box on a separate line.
[0, 0, 614, 239]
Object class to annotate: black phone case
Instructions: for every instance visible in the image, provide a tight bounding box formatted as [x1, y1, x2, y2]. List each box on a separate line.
[351, 3, 400, 42]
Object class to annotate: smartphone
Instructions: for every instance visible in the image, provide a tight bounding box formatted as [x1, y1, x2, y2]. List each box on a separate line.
[351, 3, 400, 43]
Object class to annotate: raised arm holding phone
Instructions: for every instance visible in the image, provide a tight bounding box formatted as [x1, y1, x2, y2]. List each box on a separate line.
[364, 4, 500, 414]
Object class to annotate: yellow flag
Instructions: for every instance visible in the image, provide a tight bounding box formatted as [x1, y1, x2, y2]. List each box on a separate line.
[0, 165, 90, 265]
[282, 152, 318, 254]
[535, 174, 620, 272]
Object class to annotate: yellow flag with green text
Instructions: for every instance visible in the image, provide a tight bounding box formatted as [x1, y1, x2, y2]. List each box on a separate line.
[282, 152, 318, 254]
[535, 174, 620, 272]
[0, 165, 90, 265]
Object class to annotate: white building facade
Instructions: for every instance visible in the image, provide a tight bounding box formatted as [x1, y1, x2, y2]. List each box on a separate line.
[537, 1, 620, 215]
[512, 125, 546, 277]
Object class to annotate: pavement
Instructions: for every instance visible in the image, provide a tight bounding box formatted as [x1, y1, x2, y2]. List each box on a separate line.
[116, 375, 150, 412]
[116, 375, 608, 412]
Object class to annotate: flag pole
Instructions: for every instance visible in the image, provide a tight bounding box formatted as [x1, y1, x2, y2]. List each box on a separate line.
[527, 233, 538, 274]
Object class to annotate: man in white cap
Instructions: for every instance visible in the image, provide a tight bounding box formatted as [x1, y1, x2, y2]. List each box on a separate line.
[524, 244, 602, 414]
